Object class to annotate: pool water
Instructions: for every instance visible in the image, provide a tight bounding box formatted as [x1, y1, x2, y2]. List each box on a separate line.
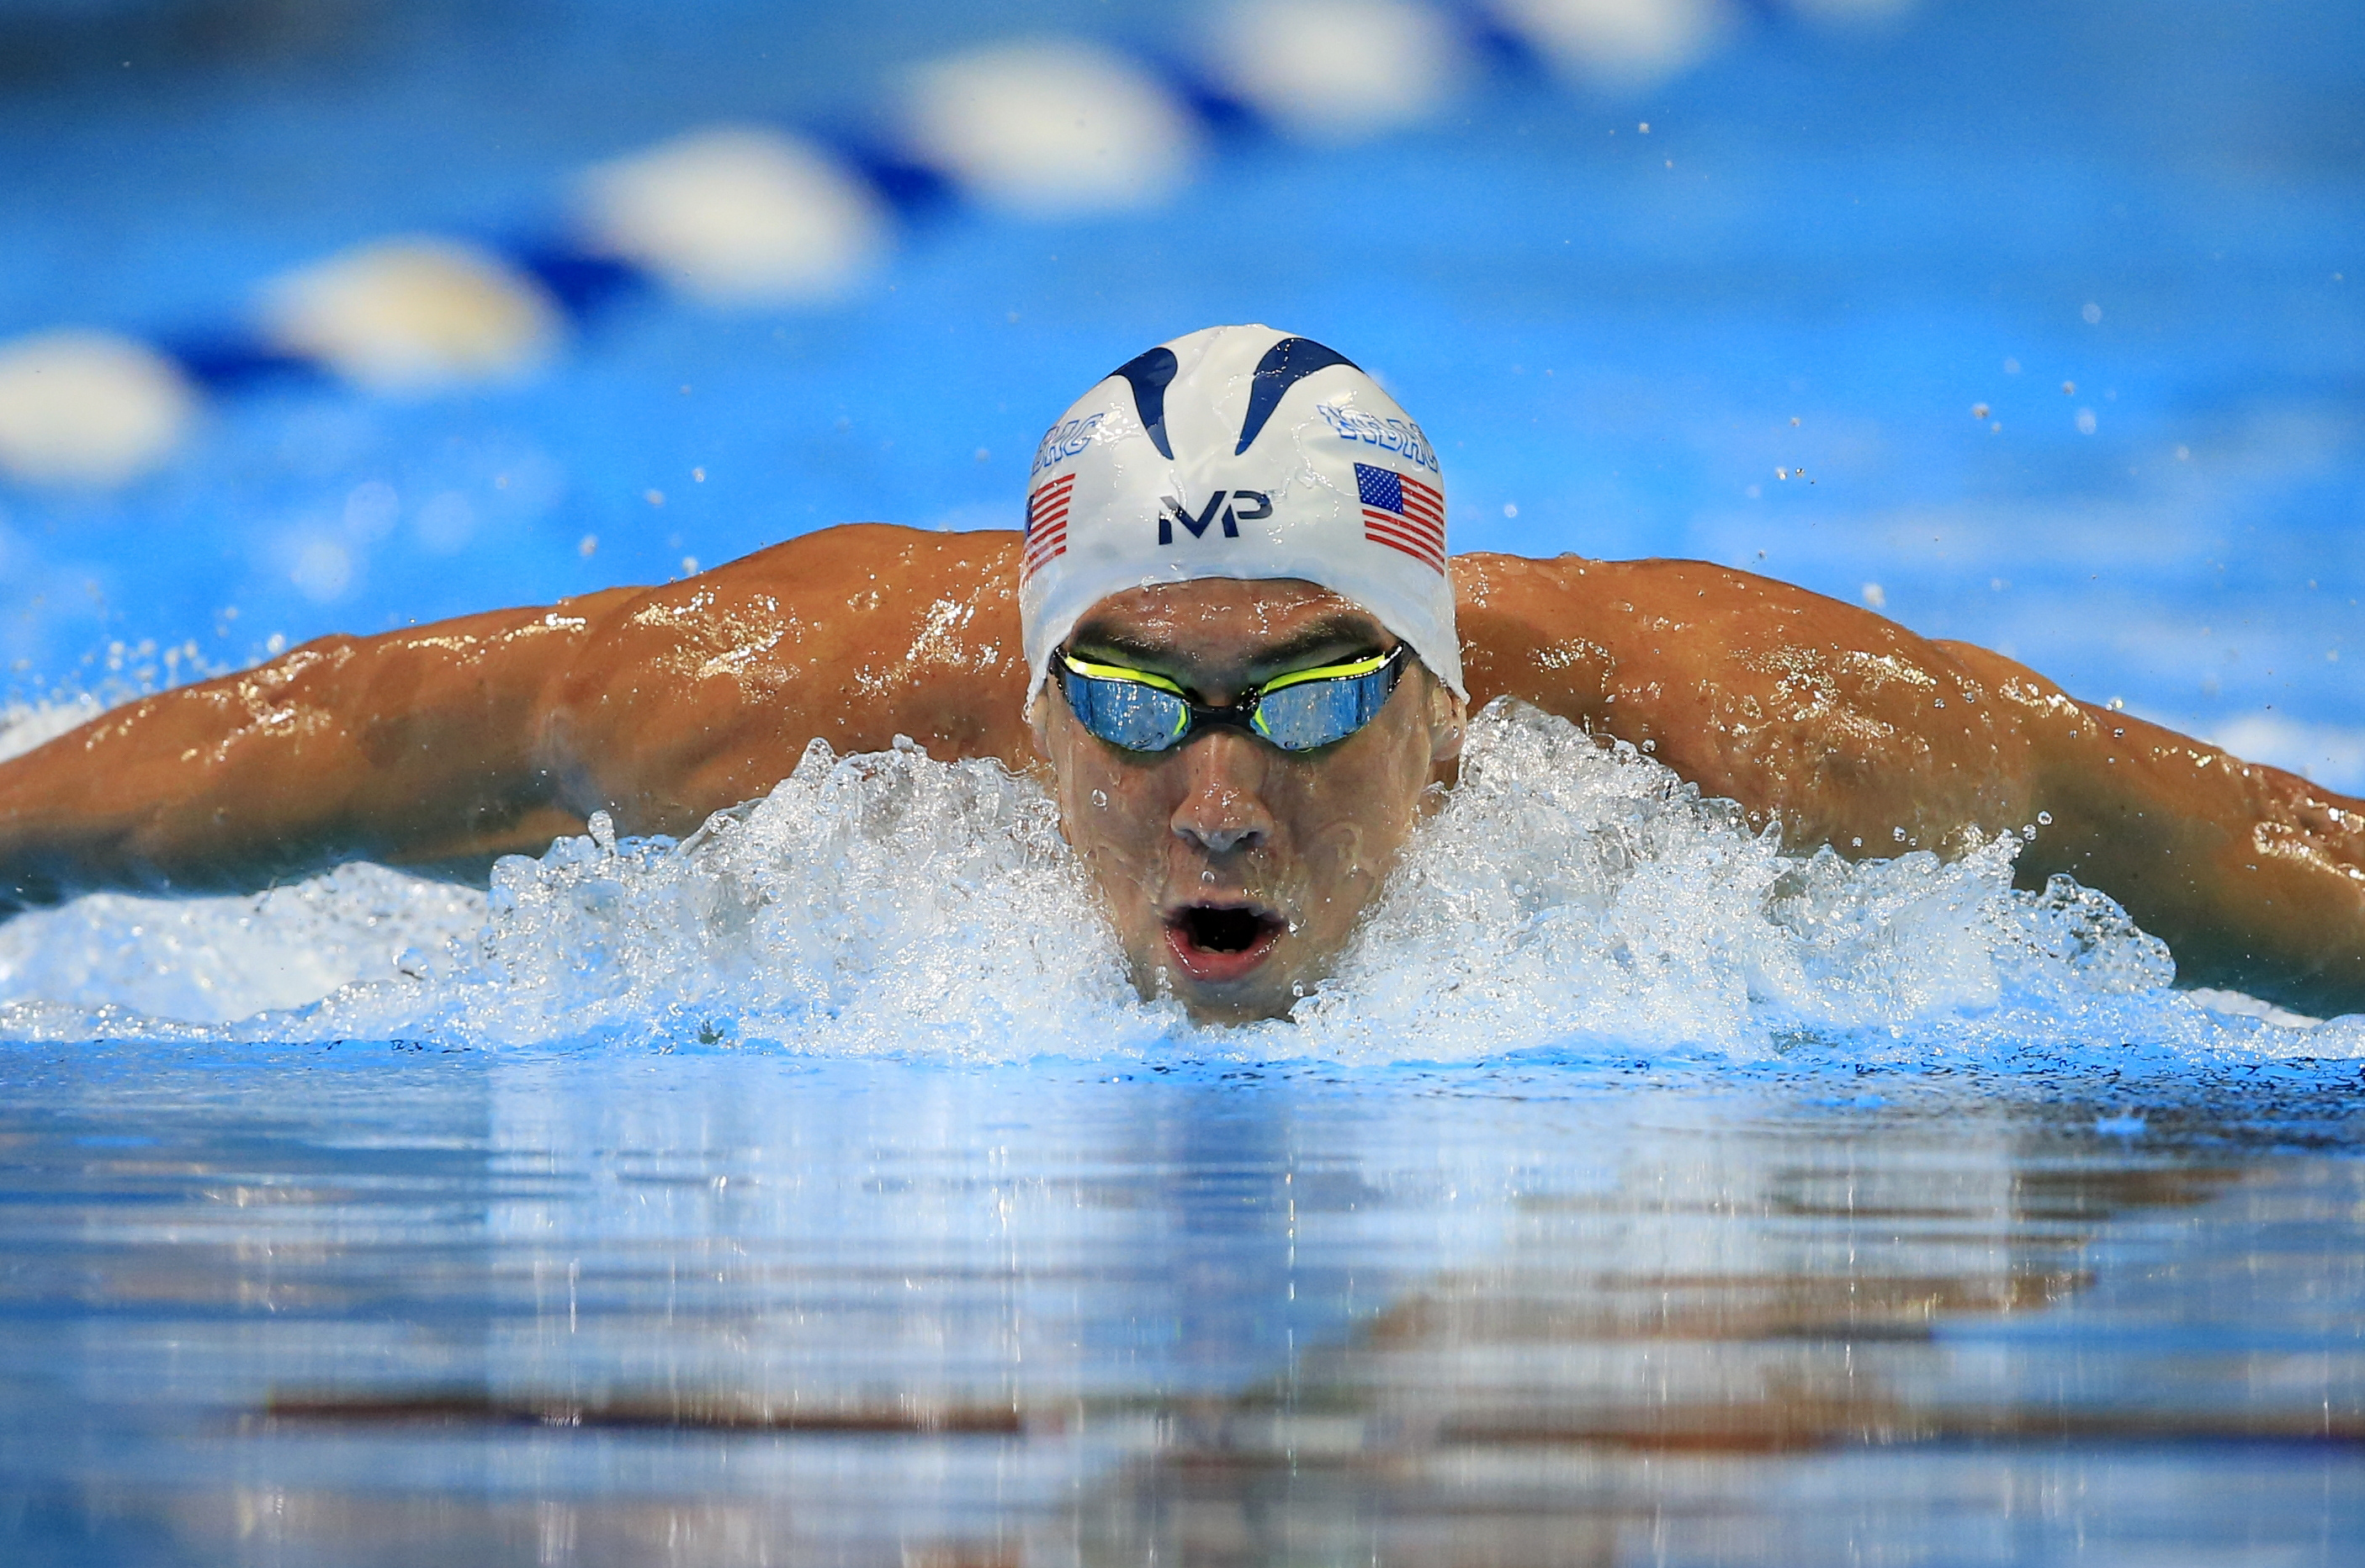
[3, 0, 2364, 1558]
[4, 1048, 2362, 1565]
[2, 0, 2361, 787]
[3, 696, 2362, 1560]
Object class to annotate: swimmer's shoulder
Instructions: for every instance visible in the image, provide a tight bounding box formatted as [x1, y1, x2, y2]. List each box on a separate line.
[701, 522, 1023, 598]
[544, 522, 1035, 790]
[1450, 549, 1938, 653]
[573, 522, 1026, 644]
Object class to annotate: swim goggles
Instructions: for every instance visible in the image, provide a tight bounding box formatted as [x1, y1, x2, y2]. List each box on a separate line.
[1055, 643, 1409, 754]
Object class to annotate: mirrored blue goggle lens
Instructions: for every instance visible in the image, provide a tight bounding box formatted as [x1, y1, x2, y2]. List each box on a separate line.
[1061, 668, 1190, 752]
[1251, 667, 1395, 751]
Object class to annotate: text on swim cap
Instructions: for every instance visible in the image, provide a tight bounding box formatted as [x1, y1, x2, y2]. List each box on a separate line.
[1031, 411, 1106, 478]
[1158, 490, 1271, 544]
[1315, 402, 1439, 473]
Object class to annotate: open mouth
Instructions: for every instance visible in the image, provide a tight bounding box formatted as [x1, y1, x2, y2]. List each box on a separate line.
[1163, 903, 1285, 985]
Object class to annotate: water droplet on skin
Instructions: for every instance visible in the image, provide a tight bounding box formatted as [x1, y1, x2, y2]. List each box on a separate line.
[2037, 811, 2054, 826]
[1090, 789, 1108, 808]
[1893, 826, 1907, 842]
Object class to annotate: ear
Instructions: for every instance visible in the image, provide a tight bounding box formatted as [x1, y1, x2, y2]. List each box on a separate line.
[1426, 679, 1467, 765]
[1026, 684, 1054, 761]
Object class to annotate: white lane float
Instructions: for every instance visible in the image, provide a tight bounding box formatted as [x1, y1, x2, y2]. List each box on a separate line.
[0, 0, 1914, 487]
[575, 127, 888, 305]
[902, 40, 1201, 215]
[1208, 0, 1471, 140]
[0, 331, 197, 488]
[1493, 0, 1736, 88]
[258, 238, 565, 393]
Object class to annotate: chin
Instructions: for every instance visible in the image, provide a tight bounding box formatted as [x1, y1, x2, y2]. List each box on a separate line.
[1172, 983, 1299, 1025]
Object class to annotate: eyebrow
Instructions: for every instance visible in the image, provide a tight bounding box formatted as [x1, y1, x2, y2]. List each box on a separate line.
[1068, 612, 1393, 683]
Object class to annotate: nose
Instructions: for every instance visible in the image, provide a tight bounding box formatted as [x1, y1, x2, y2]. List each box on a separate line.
[1169, 730, 1275, 856]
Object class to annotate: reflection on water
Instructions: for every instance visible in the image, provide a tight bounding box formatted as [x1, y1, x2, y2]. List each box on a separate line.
[1, 1046, 2361, 1565]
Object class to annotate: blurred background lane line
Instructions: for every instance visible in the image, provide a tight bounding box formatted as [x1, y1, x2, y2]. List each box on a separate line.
[0, 0, 2358, 795]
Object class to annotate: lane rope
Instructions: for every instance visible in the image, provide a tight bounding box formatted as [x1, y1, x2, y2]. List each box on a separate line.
[0, 0, 1905, 487]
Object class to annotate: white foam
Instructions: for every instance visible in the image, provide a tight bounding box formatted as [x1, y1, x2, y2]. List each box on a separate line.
[0, 863, 485, 1027]
[1, 702, 2357, 1064]
[0, 697, 106, 764]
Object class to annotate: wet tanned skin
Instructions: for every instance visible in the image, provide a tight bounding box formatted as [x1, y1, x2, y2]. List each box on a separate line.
[1, 522, 2361, 1014]
[1036, 582, 1465, 1023]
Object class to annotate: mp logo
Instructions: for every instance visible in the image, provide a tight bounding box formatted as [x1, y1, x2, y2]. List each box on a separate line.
[1158, 490, 1271, 544]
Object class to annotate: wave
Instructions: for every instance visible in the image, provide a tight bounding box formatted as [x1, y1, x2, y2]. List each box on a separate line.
[2, 700, 2357, 1066]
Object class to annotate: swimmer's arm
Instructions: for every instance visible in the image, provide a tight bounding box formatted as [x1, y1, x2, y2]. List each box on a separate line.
[0, 591, 639, 911]
[1456, 553, 2365, 1014]
[0, 525, 1032, 913]
[1936, 642, 2365, 1017]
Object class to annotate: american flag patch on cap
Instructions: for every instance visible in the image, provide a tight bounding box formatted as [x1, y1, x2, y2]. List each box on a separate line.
[1021, 473, 1074, 581]
[1354, 462, 1445, 573]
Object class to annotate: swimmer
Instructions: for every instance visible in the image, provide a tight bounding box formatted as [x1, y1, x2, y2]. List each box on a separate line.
[2, 325, 2361, 1019]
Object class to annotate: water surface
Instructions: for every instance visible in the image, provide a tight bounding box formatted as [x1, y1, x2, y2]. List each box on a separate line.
[3, 1045, 2360, 1565]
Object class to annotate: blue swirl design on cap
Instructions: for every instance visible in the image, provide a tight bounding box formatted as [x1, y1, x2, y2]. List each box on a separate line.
[1235, 336, 1359, 456]
[1111, 345, 1180, 459]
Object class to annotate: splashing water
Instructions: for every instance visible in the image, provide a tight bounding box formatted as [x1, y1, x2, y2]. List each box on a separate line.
[1, 701, 2357, 1063]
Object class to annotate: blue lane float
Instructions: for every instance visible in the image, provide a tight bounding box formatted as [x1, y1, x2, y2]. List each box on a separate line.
[0, 0, 1906, 488]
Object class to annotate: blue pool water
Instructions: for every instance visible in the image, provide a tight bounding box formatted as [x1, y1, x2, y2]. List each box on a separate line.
[4, 1049, 2363, 1564]
[2, 0, 2360, 782]
[3, 0, 2364, 1559]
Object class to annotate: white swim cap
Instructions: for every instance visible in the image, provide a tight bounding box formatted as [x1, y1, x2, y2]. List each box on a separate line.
[1019, 323, 1462, 700]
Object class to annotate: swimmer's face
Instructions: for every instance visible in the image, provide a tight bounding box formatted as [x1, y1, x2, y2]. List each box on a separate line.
[1031, 579, 1466, 1024]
